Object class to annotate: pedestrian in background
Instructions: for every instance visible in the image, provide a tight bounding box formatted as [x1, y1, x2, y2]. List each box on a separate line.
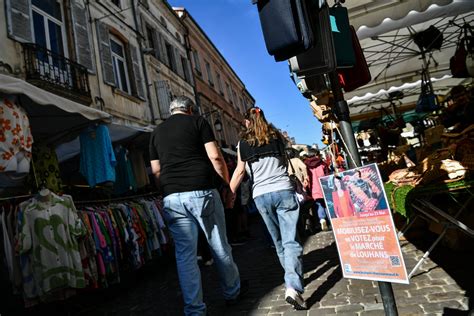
[229, 106, 307, 310]
[304, 150, 330, 231]
[149, 96, 245, 316]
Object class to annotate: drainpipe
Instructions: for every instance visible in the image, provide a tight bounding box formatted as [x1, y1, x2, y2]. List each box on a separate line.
[181, 13, 201, 114]
[85, 0, 105, 111]
[131, 0, 155, 124]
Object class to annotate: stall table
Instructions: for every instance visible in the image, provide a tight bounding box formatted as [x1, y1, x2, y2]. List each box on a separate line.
[397, 179, 474, 278]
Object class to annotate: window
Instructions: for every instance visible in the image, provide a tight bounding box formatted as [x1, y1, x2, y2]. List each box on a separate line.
[111, 0, 121, 8]
[205, 61, 213, 86]
[110, 35, 130, 94]
[165, 42, 176, 71]
[216, 73, 223, 95]
[145, 25, 155, 55]
[192, 50, 201, 74]
[232, 90, 238, 109]
[239, 98, 244, 112]
[32, 0, 66, 58]
[160, 16, 168, 29]
[31, 0, 69, 82]
[181, 56, 190, 82]
[226, 82, 232, 103]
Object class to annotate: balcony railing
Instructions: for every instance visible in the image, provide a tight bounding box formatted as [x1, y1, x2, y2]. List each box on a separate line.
[22, 43, 91, 105]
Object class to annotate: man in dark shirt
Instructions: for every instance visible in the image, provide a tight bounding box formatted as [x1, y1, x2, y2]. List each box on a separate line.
[149, 96, 242, 316]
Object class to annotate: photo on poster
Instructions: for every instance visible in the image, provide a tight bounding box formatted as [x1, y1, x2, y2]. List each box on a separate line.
[319, 163, 409, 284]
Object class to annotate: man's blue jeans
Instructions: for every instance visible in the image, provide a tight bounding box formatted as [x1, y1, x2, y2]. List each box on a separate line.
[163, 189, 241, 316]
[254, 189, 304, 293]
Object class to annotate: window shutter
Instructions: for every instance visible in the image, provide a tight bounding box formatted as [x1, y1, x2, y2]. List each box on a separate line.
[152, 30, 161, 60]
[70, 0, 94, 72]
[184, 58, 194, 86]
[5, 0, 32, 43]
[158, 33, 169, 66]
[130, 44, 145, 100]
[155, 81, 171, 119]
[175, 50, 184, 78]
[96, 21, 115, 86]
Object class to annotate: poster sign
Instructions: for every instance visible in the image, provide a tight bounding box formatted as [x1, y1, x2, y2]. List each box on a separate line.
[319, 163, 409, 284]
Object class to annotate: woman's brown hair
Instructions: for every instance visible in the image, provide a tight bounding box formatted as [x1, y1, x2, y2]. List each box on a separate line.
[242, 107, 280, 146]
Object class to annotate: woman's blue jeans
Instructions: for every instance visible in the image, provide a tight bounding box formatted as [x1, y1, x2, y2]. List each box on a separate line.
[254, 189, 304, 293]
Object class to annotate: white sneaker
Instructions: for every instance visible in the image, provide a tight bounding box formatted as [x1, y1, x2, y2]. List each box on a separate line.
[285, 288, 307, 310]
[204, 258, 214, 266]
[320, 219, 328, 231]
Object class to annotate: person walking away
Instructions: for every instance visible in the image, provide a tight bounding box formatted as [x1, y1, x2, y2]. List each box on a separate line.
[229, 107, 307, 310]
[287, 150, 314, 235]
[149, 96, 244, 316]
[304, 150, 330, 231]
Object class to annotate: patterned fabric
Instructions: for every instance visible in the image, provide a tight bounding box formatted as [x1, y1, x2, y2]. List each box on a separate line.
[0, 96, 33, 173]
[18, 194, 86, 298]
[79, 125, 116, 187]
[31, 144, 62, 193]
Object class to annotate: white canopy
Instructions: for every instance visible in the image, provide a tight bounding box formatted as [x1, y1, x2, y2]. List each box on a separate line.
[56, 122, 154, 162]
[0, 74, 111, 142]
[344, 0, 474, 117]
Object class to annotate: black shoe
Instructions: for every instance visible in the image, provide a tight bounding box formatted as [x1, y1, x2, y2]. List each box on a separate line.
[229, 237, 247, 246]
[225, 280, 249, 306]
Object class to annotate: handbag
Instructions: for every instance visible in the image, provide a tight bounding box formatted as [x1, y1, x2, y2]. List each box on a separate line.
[450, 24, 474, 78]
[255, 0, 314, 62]
[289, 4, 337, 78]
[329, 5, 355, 68]
[338, 26, 371, 92]
[416, 68, 439, 113]
[450, 38, 469, 78]
[285, 153, 310, 203]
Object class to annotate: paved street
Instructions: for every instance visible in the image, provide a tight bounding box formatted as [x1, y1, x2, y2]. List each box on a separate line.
[19, 216, 473, 316]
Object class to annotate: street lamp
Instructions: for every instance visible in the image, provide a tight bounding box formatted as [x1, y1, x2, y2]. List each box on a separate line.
[214, 117, 223, 132]
[201, 109, 223, 132]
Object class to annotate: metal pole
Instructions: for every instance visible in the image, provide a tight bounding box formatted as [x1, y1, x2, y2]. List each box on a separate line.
[328, 72, 361, 168]
[328, 71, 398, 316]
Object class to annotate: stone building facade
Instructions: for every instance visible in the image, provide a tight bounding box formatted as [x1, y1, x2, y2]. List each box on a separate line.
[174, 7, 255, 148]
[138, 0, 194, 123]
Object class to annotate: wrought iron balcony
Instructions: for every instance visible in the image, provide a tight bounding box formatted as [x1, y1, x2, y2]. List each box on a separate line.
[22, 43, 91, 105]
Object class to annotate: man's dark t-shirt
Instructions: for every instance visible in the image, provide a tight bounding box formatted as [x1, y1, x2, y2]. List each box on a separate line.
[149, 114, 216, 196]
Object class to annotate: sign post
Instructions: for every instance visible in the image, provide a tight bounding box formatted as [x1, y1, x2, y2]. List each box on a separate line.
[328, 71, 402, 315]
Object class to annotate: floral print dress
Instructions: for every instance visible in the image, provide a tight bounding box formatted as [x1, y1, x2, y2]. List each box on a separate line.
[0, 96, 33, 173]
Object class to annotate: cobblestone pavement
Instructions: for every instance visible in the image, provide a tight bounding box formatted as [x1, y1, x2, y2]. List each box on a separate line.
[17, 217, 473, 316]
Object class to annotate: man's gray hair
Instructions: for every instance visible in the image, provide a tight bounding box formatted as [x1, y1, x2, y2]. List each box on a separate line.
[169, 96, 195, 114]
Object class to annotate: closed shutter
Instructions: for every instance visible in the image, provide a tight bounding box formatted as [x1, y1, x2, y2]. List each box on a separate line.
[70, 0, 94, 72]
[184, 58, 194, 86]
[96, 21, 115, 86]
[130, 44, 145, 100]
[175, 49, 184, 78]
[5, 0, 32, 43]
[156, 81, 171, 119]
[158, 33, 169, 66]
[152, 30, 161, 60]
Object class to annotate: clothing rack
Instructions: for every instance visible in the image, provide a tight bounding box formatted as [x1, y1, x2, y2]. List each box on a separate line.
[0, 193, 34, 202]
[74, 191, 160, 205]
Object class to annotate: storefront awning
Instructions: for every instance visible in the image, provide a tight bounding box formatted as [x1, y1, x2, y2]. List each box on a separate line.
[0, 74, 111, 142]
[344, 0, 474, 117]
[56, 123, 154, 162]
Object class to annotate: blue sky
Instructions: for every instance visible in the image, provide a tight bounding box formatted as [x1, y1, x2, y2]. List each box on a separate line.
[169, 0, 323, 147]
